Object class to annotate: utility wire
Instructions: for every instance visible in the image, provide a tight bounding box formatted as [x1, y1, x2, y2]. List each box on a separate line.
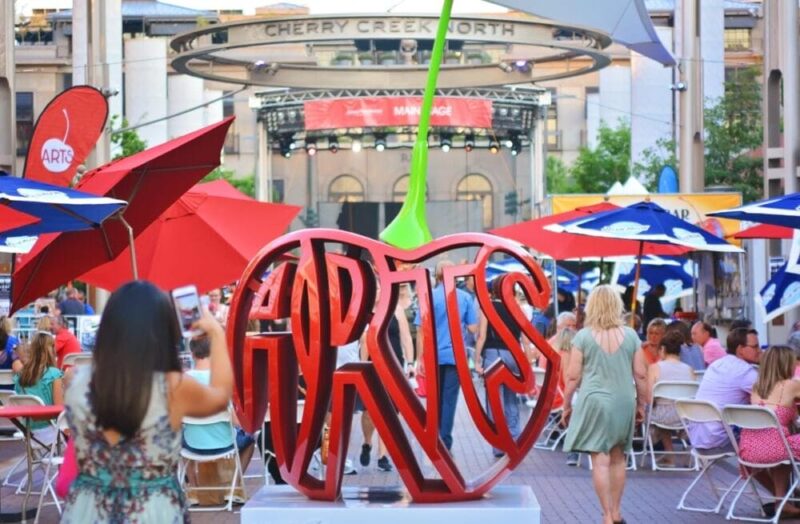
[111, 86, 248, 134]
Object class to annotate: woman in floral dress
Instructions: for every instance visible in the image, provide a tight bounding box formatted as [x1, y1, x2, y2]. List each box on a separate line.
[61, 281, 233, 523]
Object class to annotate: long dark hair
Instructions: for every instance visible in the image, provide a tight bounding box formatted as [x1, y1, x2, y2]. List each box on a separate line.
[91, 281, 182, 438]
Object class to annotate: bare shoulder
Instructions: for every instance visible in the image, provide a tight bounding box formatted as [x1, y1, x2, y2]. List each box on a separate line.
[789, 378, 800, 396]
[166, 371, 203, 399]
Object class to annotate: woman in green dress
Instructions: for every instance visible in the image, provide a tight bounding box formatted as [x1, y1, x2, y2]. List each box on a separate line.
[561, 285, 648, 524]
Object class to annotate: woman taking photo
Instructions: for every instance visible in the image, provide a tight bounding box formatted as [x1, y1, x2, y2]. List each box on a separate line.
[61, 281, 233, 522]
[562, 285, 648, 524]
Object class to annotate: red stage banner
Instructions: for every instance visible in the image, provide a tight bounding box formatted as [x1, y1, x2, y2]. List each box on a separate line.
[23, 86, 109, 187]
[304, 97, 493, 130]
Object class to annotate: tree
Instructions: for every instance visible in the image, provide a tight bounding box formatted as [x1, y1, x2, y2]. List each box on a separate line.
[633, 137, 677, 191]
[634, 68, 764, 201]
[570, 120, 632, 194]
[109, 116, 147, 160]
[704, 67, 763, 202]
[202, 167, 256, 198]
[545, 155, 579, 194]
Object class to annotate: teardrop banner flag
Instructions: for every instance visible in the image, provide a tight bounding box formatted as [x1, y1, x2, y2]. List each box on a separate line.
[23, 86, 108, 187]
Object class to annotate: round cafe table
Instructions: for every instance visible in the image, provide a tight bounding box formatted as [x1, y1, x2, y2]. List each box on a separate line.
[0, 405, 63, 523]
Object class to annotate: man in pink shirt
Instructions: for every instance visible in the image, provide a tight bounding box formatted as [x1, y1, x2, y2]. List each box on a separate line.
[691, 321, 726, 365]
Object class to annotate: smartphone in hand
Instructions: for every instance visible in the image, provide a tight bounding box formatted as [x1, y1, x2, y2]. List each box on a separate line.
[171, 285, 203, 338]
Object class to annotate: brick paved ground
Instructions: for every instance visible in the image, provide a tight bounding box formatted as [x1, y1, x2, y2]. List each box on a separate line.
[0, 394, 768, 523]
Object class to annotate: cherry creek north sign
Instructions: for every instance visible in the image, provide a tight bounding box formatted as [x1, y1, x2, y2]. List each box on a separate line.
[260, 18, 517, 39]
[170, 15, 612, 89]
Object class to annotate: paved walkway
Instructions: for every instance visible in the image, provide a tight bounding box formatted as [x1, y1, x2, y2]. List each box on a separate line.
[0, 395, 765, 523]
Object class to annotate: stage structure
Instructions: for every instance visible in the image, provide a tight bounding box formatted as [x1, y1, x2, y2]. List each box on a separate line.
[171, 14, 612, 214]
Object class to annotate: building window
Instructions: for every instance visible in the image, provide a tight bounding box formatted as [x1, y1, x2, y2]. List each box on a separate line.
[223, 93, 238, 154]
[724, 28, 751, 51]
[392, 174, 429, 202]
[456, 173, 493, 229]
[329, 175, 365, 202]
[16, 92, 34, 157]
[546, 88, 559, 150]
[393, 175, 410, 202]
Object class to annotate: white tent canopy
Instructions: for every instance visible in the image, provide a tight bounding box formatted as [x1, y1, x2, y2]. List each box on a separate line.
[606, 176, 650, 196]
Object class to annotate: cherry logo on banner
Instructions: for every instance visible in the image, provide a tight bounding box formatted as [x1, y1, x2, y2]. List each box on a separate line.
[227, 229, 560, 502]
[23, 86, 108, 187]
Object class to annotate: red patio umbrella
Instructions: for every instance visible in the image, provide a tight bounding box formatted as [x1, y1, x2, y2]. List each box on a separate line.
[0, 207, 41, 235]
[79, 180, 301, 293]
[730, 223, 792, 240]
[11, 117, 234, 313]
[490, 203, 689, 260]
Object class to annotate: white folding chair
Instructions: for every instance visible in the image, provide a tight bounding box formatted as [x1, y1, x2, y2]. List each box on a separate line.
[34, 411, 68, 523]
[531, 367, 565, 451]
[0, 374, 26, 488]
[60, 353, 92, 370]
[675, 400, 740, 514]
[6, 395, 58, 496]
[723, 405, 800, 524]
[643, 381, 699, 471]
[178, 409, 245, 512]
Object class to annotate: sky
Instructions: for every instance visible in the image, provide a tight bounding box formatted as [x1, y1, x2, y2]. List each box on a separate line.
[157, 0, 505, 15]
[15, 0, 507, 17]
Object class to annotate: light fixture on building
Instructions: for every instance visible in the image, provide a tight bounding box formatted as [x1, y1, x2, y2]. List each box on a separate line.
[328, 136, 339, 153]
[498, 62, 513, 73]
[352, 138, 363, 153]
[510, 135, 522, 156]
[375, 134, 387, 152]
[440, 134, 452, 153]
[278, 133, 295, 158]
[514, 60, 531, 73]
[464, 135, 475, 153]
[305, 139, 317, 156]
[503, 137, 514, 148]
[489, 139, 500, 154]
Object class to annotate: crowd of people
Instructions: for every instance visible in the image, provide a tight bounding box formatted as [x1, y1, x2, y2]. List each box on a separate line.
[542, 279, 800, 523]
[3, 264, 798, 522]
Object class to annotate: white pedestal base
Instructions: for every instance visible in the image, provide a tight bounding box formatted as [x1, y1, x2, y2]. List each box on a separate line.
[241, 485, 541, 524]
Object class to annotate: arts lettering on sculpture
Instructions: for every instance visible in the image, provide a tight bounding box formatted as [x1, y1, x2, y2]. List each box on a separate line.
[228, 229, 560, 503]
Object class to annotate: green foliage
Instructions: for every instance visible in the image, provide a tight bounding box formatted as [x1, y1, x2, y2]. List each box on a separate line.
[633, 137, 677, 191]
[629, 68, 763, 201]
[110, 116, 147, 160]
[570, 120, 632, 194]
[545, 155, 579, 194]
[704, 67, 763, 202]
[203, 167, 256, 198]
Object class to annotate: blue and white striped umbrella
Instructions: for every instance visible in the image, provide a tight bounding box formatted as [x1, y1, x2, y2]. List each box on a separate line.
[547, 201, 742, 253]
[759, 263, 800, 322]
[0, 175, 127, 253]
[612, 257, 697, 302]
[486, 259, 579, 293]
[0, 175, 126, 237]
[709, 192, 800, 229]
